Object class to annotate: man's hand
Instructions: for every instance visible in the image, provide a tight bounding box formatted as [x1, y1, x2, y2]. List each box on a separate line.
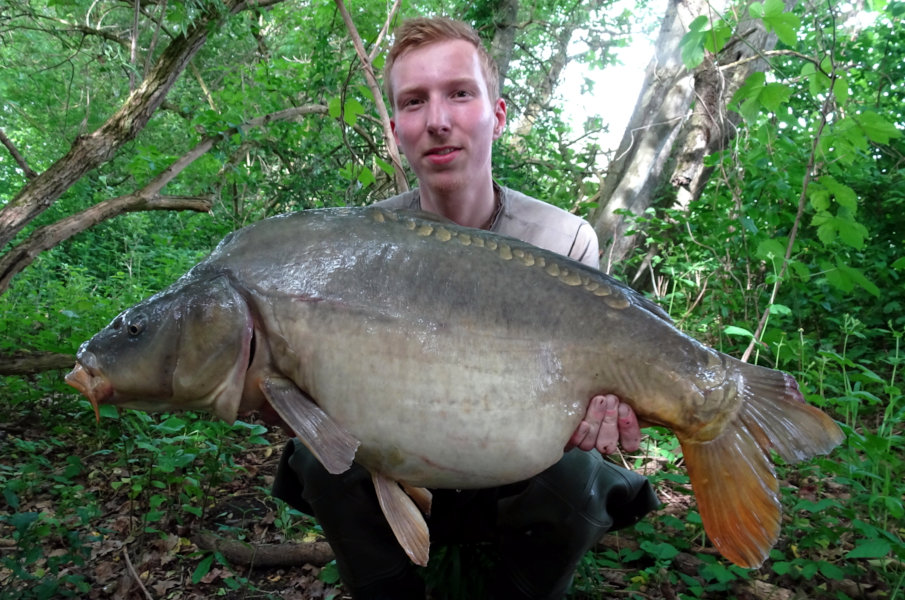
[565, 394, 642, 454]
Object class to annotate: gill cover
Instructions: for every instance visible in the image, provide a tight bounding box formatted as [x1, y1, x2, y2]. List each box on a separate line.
[80, 275, 254, 422]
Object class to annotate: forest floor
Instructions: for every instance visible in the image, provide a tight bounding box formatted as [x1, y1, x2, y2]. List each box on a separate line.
[0, 398, 890, 600]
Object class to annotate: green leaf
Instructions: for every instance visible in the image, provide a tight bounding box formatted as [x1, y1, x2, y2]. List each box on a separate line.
[769, 303, 792, 315]
[375, 156, 395, 176]
[759, 0, 801, 45]
[192, 554, 214, 584]
[679, 17, 709, 69]
[819, 176, 858, 211]
[327, 96, 342, 119]
[891, 257, 905, 270]
[846, 538, 891, 559]
[837, 262, 880, 296]
[833, 75, 850, 104]
[772, 561, 791, 575]
[819, 561, 846, 580]
[357, 166, 375, 187]
[756, 238, 786, 267]
[855, 111, 903, 144]
[342, 98, 365, 126]
[759, 82, 793, 112]
[702, 20, 733, 54]
[724, 325, 755, 338]
[3, 487, 19, 511]
[641, 540, 680, 561]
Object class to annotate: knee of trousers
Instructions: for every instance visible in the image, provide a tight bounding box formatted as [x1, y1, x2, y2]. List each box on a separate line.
[271, 439, 418, 592]
[492, 451, 659, 598]
[499, 450, 657, 540]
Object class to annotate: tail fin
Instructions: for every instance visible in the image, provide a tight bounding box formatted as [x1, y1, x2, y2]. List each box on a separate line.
[680, 360, 844, 568]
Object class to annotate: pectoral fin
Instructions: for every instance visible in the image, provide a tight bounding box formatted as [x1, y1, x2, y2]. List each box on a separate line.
[372, 472, 431, 566]
[260, 377, 360, 475]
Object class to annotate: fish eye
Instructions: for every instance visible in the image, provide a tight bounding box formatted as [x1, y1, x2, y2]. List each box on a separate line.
[127, 314, 147, 337]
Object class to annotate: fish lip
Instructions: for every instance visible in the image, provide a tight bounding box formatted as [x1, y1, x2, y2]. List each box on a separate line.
[65, 360, 114, 421]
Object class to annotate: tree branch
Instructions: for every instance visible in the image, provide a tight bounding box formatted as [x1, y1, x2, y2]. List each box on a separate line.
[0, 103, 326, 296]
[334, 0, 408, 194]
[0, 128, 39, 180]
[0, 0, 282, 251]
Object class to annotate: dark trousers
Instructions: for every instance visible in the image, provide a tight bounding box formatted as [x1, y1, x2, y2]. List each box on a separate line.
[272, 440, 659, 599]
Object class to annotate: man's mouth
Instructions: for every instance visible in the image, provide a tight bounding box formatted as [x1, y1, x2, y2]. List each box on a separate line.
[427, 146, 459, 156]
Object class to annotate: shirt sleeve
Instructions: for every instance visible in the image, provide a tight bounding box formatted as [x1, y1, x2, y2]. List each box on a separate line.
[570, 221, 601, 269]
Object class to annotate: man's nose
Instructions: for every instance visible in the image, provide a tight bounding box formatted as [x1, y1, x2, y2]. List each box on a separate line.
[426, 99, 451, 134]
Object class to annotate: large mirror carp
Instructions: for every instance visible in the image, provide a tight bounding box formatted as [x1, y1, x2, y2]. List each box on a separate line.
[66, 206, 844, 568]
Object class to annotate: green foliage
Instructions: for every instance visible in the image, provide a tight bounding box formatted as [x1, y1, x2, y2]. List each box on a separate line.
[1, 0, 904, 597]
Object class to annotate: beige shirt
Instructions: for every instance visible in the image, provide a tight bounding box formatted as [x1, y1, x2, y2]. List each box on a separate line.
[374, 184, 600, 269]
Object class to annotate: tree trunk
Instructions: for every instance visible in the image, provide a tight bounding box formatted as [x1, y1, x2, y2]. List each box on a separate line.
[589, 0, 725, 269]
[670, 0, 795, 208]
[489, 0, 520, 87]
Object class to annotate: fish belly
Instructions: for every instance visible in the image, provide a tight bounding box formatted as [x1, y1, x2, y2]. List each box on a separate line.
[266, 301, 589, 488]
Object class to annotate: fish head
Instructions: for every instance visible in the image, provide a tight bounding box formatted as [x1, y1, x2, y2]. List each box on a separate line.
[66, 275, 254, 424]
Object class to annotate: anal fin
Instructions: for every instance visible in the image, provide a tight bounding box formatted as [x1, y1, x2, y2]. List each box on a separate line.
[260, 377, 360, 474]
[372, 472, 431, 566]
[401, 484, 433, 516]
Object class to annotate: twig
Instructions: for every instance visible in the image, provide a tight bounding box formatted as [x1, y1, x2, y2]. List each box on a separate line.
[334, 0, 408, 193]
[122, 547, 154, 600]
[741, 7, 839, 363]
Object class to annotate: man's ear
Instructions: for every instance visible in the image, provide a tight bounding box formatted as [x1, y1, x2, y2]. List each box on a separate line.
[492, 98, 507, 139]
[391, 118, 400, 144]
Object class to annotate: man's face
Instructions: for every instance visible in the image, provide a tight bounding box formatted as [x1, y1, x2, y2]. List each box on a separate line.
[389, 40, 506, 195]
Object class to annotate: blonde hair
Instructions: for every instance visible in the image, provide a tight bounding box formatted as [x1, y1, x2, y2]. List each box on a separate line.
[384, 17, 501, 108]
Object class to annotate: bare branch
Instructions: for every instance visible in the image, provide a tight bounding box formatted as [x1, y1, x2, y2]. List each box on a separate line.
[0, 0, 287, 251]
[0, 103, 325, 296]
[0, 128, 39, 180]
[368, 0, 402, 64]
[334, 0, 408, 194]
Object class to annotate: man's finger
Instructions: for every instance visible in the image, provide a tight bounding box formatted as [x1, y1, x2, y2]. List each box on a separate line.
[594, 394, 619, 455]
[617, 403, 642, 452]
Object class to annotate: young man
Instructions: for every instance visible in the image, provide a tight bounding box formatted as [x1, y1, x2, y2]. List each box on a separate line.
[272, 17, 659, 599]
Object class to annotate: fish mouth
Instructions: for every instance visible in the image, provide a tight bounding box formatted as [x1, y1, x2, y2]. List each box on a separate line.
[65, 360, 114, 422]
